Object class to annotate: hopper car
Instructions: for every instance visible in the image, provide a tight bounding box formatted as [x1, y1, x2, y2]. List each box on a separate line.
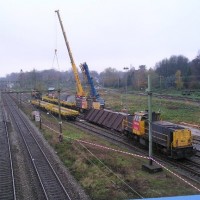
[31, 100, 79, 120]
[84, 109, 196, 159]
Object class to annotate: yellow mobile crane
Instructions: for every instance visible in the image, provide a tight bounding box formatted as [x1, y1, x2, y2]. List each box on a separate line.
[55, 10, 88, 110]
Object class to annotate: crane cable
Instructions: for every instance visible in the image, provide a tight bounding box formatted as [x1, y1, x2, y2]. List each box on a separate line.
[51, 49, 61, 90]
[52, 12, 61, 80]
[51, 49, 60, 71]
[54, 11, 58, 54]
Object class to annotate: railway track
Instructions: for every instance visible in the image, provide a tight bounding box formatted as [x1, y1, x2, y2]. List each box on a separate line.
[10, 93, 200, 185]
[194, 151, 200, 158]
[132, 91, 200, 104]
[3, 94, 72, 200]
[72, 119, 200, 184]
[0, 108, 16, 200]
[73, 118, 148, 155]
[23, 98, 200, 185]
[75, 118, 124, 139]
[193, 136, 200, 151]
[172, 157, 200, 183]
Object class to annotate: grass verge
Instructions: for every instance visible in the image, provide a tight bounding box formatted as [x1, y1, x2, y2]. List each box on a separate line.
[41, 121, 199, 200]
[21, 93, 200, 199]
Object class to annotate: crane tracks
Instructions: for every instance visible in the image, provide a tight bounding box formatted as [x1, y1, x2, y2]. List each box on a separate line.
[3, 94, 72, 200]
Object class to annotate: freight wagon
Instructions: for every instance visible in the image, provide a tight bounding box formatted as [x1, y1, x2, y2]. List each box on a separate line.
[31, 100, 79, 120]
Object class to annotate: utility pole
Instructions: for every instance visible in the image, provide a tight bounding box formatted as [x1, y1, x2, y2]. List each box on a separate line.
[58, 89, 63, 142]
[39, 100, 42, 129]
[142, 75, 162, 173]
[148, 75, 153, 166]
[123, 67, 129, 111]
[19, 92, 21, 105]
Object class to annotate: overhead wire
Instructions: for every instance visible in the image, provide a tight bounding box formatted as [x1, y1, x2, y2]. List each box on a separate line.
[76, 140, 144, 199]
[36, 110, 143, 198]
[21, 103, 200, 195]
[71, 143, 127, 198]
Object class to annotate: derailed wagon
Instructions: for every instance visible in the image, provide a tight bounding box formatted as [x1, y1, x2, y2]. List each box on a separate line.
[31, 100, 79, 120]
[42, 96, 76, 110]
[84, 109, 128, 132]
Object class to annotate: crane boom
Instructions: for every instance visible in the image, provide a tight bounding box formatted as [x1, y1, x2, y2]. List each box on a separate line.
[80, 62, 105, 107]
[55, 10, 85, 97]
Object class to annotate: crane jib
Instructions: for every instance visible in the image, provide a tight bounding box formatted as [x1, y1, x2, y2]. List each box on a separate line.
[55, 10, 85, 97]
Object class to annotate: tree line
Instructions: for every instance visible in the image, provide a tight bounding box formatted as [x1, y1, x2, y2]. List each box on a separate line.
[100, 53, 200, 91]
[1, 52, 200, 92]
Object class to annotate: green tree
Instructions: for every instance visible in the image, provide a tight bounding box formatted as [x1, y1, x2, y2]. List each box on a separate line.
[189, 53, 200, 89]
[155, 55, 189, 77]
[100, 67, 120, 88]
[132, 65, 147, 90]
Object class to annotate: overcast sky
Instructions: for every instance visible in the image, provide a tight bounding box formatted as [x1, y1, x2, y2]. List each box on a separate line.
[0, 0, 200, 77]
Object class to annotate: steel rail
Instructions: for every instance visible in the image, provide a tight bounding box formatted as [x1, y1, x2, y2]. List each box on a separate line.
[9, 92, 200, 185]
[4, 94, 71, 200]
[71, 119, 200, 184]
[0, 110, 16, 199]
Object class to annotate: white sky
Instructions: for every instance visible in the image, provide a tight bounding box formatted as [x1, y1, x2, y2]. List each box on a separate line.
[0, 0, 200, 77]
